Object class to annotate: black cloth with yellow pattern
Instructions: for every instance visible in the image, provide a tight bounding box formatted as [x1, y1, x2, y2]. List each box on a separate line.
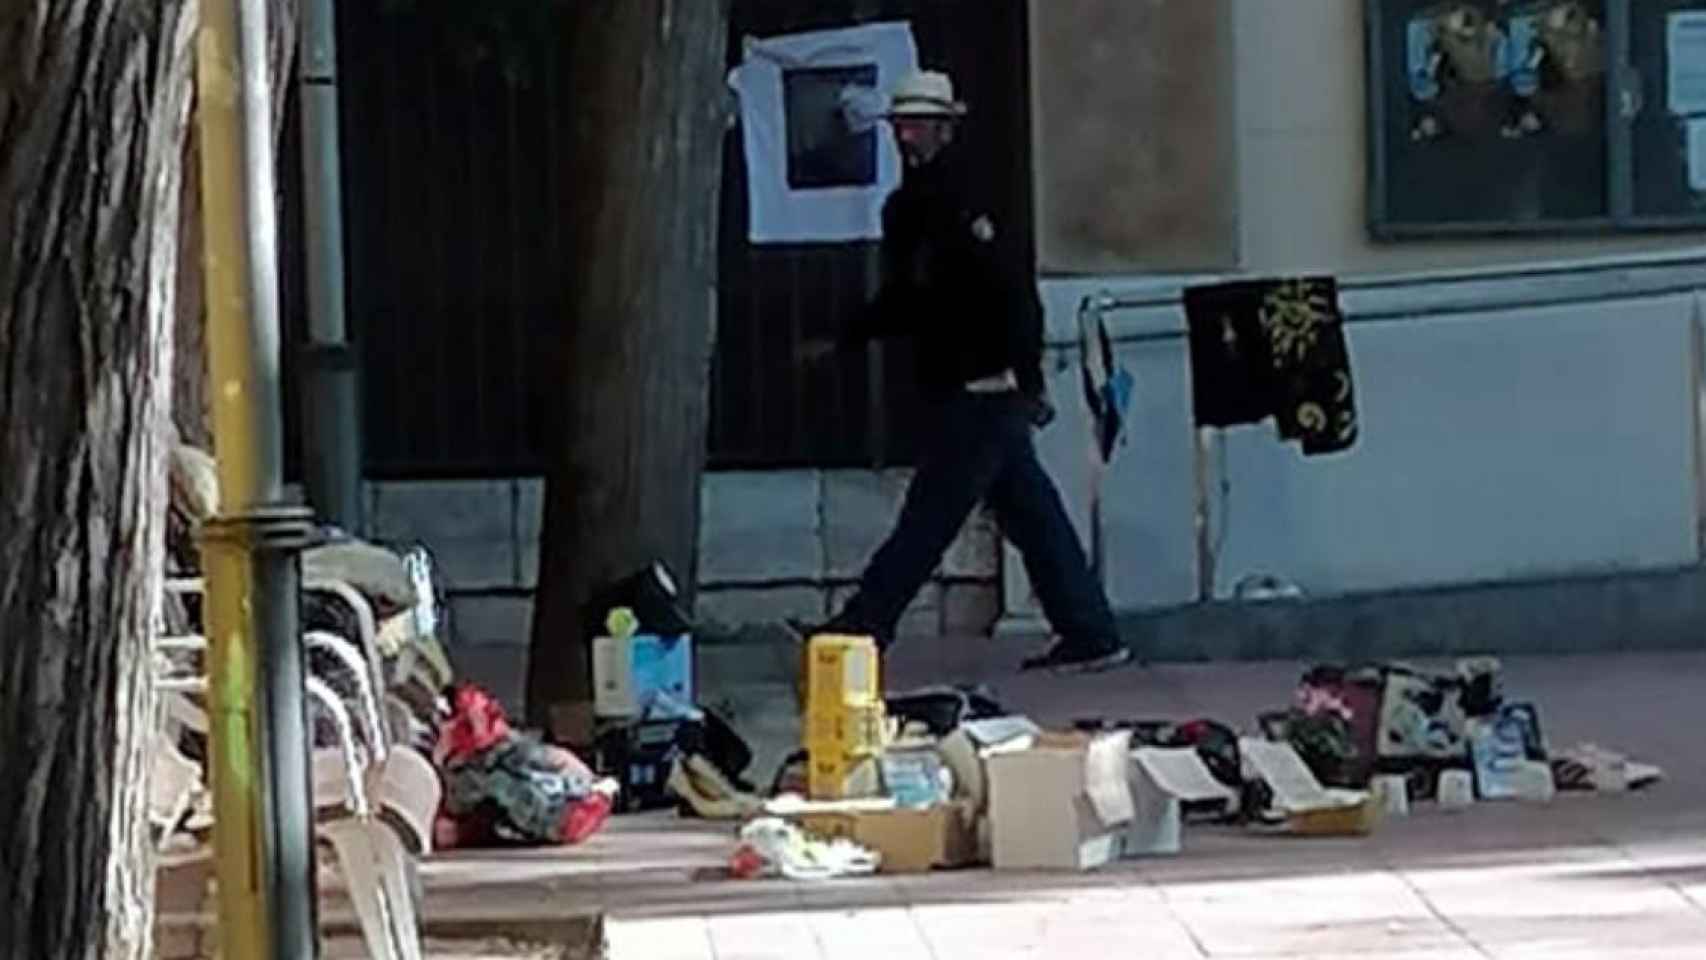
[1183, 277, 1358, 456]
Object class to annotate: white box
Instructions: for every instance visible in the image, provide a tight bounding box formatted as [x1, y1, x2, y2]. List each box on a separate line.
[592, 633, 693, 718]
[1125, 748, 1237, 857]
[937, 716, 1041, 816]
[987, 731, 1134, 871]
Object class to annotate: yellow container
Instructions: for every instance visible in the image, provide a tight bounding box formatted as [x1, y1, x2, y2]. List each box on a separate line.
[807, 752, 883, 800]
[806, 702, 887, 759]
[806, 634, 880, 712]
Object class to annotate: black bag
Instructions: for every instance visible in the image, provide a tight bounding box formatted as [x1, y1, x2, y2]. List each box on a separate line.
[585, 562, 695, 637]
[884, 684, 1006, 737]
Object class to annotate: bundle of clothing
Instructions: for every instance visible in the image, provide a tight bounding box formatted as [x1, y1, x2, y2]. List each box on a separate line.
[433, 684, 618, 849]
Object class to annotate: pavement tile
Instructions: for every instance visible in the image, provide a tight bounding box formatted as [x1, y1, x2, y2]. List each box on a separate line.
[1160, 869, 1463, 957]
[1231, 953, 1484, 960]
[909, 899, 1200, 959]
[605, 918, 714, 960]
[1467, 910, 1706, 959]
[808, 908, 935, 960]
[704, 912, 824, 960]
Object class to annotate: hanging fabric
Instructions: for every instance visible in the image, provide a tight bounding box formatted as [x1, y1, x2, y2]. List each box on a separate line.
[1182, 276, 1359, 456]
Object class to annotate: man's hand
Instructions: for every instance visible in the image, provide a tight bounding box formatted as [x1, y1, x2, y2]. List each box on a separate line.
[1025, 392, 1056, 429]
[794, 337, 837, 366]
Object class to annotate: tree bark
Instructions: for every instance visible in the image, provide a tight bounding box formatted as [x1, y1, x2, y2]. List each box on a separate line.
[0, 1, 197, 958]
[526, 0, 731, 732]
[173, 0, 299, 450]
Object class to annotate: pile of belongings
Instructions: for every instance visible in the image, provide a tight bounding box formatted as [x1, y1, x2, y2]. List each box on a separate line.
[1255, 659, 1665, 805]
[434, 683, 619, 848]
[602, 705, 765, 819]
[575, 563, 771, 817]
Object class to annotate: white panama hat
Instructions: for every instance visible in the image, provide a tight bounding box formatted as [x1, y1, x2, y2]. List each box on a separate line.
[886, 69, 967, 119]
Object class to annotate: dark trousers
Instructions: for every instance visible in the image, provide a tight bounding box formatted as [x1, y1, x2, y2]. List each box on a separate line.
[834, 391, 1119, 651]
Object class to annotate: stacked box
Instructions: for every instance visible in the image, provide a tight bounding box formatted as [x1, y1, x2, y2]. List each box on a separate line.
[805, 634, 884, 799]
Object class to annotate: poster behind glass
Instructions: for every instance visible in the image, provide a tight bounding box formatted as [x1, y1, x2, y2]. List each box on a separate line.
[1374, 0, 1609, 231]
[1631, 1, 1706, 218]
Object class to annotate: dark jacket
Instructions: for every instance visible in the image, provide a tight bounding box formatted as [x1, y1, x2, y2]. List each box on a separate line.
[841, 143, 1045, 401]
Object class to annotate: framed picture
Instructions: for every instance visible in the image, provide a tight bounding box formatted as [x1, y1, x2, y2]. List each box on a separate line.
[1366, 0, 1706, 236]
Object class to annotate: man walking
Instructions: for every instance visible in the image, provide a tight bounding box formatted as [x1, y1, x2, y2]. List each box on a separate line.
[805, 68, 1130, 673]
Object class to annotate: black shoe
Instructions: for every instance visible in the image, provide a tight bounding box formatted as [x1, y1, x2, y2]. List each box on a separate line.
[1020, 640, 1134, 674]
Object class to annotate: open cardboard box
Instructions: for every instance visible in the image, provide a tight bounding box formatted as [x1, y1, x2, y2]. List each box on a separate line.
[1240, 738, 1378, 837]
[936, 716, 1042, 818]
[774, 797, 979, 874]
[986, 730, 1135, 871]
[1125, 747, 1238, 857]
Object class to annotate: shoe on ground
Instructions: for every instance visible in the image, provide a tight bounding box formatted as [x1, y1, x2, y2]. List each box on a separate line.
[1019, 640, 1134, 674]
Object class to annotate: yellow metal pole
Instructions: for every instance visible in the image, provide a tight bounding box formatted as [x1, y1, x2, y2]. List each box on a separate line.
[195, 0, 319, 955]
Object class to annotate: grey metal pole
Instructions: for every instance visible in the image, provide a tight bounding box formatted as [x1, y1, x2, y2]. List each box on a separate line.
[195, 0, 320, 954]
[299, 0, 364, 533]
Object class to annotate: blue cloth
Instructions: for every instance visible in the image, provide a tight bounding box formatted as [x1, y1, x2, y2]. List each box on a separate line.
[1078, 305, 1133, 464]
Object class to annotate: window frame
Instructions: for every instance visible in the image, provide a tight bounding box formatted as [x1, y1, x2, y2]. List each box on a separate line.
[1366, 0, 1706, 239]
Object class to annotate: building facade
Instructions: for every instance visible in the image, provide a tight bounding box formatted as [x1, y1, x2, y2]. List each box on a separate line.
[299, 0, 1706, 703]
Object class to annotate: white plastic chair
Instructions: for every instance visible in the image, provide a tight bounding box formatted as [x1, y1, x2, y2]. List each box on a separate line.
[307, 628, 388, 762]
[308, 676, 423, 960]
[301, 597, 442, 858]
[150, 573, 435, 960]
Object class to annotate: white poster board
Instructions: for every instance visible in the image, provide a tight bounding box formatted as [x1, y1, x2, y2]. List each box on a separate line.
[1669, 12, 1706, 116]
[1689, 117, 1706, 193]
[727, 22, 918, 243]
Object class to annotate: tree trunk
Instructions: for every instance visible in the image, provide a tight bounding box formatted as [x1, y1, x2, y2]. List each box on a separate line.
[173, 0, 300, 450]
[0, 2, 197, 958]
[526, 0, 731, 732]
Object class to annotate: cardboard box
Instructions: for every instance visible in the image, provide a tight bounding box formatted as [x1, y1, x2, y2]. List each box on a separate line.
[1286, 794, 1380, 836]
[938, 800, 981, 868]
[987, 731, 1135, 871]
[937, 716, 1042, 815]
[592, 633, 692, 718]
[805, 702, 886, 759]
[806, 634, 880, 710]
[807, 752, 883, 800]
[1240, 738, 1377, 837]
[791, 800, 979, 874]
[1125, 748, 1238, 857]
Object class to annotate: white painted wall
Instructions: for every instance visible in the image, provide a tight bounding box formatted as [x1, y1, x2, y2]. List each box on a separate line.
[1004, 275, 1706, 622]
[997, 0, 1706, 625]
[1211, 294, 1699, 595]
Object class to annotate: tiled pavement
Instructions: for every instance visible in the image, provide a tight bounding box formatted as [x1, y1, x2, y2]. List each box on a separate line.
[404, 651, 1706, 959]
